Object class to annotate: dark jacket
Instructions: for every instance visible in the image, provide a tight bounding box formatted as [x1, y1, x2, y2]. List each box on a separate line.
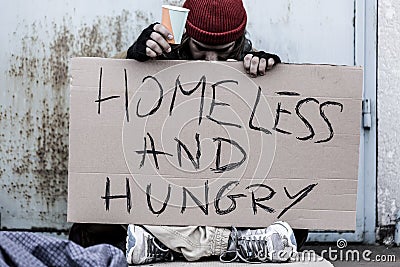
[123, 24, 280, 63]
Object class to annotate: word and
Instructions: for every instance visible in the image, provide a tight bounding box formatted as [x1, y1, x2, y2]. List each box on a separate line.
[136, 132, 246, 173]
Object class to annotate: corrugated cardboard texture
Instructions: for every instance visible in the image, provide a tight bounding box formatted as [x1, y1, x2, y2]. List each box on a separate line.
[68, 58, 362, 230]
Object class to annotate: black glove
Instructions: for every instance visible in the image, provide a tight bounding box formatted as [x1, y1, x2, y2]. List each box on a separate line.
[247, 51, 281, 64]
[127, 23, 159, 61]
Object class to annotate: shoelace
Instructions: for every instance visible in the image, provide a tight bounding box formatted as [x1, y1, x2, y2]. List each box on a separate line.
[220, 227, 269, 264]
[144, 235, 174, 263]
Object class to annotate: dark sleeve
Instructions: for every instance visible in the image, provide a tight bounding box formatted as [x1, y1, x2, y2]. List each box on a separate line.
[126, 23, 158, 61]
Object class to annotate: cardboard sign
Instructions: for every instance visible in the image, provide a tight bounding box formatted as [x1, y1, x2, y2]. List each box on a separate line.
[68, 57, 362, 230]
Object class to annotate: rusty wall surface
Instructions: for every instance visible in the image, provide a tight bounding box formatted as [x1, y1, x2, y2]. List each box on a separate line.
[0, 0, 158, 230]
[0, 0, 355, 231]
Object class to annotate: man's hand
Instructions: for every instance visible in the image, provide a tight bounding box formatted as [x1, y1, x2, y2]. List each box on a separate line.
[127, 23, 174, 61]
[243, 51, 281, 77]
[145, 24, 174, 57]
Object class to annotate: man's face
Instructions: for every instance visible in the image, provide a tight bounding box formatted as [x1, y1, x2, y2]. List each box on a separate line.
[188, 38, 236, 61]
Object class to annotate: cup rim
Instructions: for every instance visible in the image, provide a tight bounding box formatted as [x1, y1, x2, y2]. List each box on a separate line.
[162, 5, 190, 12]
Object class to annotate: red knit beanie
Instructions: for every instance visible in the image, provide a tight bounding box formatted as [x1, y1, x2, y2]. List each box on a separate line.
[183, 0, 247, 45]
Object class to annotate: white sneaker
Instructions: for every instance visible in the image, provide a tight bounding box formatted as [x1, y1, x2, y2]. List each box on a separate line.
[264, 221, 297, 262]
[221, 221, 297, 263]
[126, 225, 174, 265]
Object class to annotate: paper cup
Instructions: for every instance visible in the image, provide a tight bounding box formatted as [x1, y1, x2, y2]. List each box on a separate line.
[161, 5, 190, 44]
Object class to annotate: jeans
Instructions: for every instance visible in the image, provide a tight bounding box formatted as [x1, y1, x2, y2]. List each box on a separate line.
[143, 225, 231, 261]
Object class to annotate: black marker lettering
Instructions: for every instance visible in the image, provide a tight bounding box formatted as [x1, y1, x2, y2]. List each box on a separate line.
[138, 137, 146, 168]
[181, 181, 209, 215]
[175, 133, 201, 170]
[246, 184, 276, 214]
[273, 102, 292, 135]
[146, 183, 171, 215]
[95, 67, 120, 114]
[206, 80, 241, 128]
[135, 133, 173, 169]
[136, 76, 163, 117]
[249, 86, 272, 135]
[97, 67, 102, 114]
[214, 181, 247, 215]
[211, 137, 247, 173]
[169, 75, 206, 125]
[296, 98, 319, 141]
[278, 183, 318, 219]
[315, 101, 343, 144]
[124, 68, 129, 122]
[101, 177, 132, 213]
[275, 91, 301, 96]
